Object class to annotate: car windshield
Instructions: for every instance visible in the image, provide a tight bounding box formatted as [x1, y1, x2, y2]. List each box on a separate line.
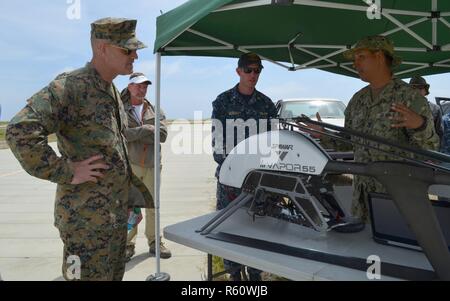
[280, 100, 346, 119]
[441, 103, 450, 115]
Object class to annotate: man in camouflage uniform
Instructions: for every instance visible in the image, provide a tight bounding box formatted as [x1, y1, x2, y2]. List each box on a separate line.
[211, 53, 277, 281]
[6, 18, 152, 281]
[409, 76, 444, 144]
[313, 36, 439, 223]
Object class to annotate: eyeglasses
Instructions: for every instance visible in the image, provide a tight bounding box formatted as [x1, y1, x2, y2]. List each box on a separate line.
[242, 66, 263, 74]
[109, 44, 134, 56]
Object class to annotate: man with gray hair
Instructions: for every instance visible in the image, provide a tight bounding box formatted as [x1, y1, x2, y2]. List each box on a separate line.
[120, 72, 171, 261]
[6, 18, 152, 281]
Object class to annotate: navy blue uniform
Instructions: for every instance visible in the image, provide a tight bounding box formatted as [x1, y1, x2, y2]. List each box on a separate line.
[211, 84, 277, 280]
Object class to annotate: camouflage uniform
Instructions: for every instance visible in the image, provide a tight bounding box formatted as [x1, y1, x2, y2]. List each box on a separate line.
[343, 79, 439, 221]
[428, 102, 444, 143]
[322, 78, 439, 221]
[328, 37, 440, 222]
[6, 18, 150, 281]
[409, 76, 444, 143]
[212, 82, 277, 279]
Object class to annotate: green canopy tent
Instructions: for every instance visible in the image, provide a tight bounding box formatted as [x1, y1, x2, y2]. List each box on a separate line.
[155, 0, 450, 78]
[148, 0, 450, 280]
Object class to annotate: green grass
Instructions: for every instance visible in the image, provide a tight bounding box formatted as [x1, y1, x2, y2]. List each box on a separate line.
[211, 255, 288, 281]
[0, 127, 6, 149]
[0, 121, 7, 139]
[211, 255, 229, 281]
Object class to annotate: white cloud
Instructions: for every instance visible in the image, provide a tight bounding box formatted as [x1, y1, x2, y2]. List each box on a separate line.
[189, 63, 235, 77]
[133, 59, 184, 78]
[163, 60, 183, 77]
[133, 60, 156, 77]
[264, 81, 308, 100]
[136, 0, 189, 13]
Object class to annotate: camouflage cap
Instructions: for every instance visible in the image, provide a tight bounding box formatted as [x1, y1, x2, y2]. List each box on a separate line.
[91, 17, 147, 50]
[238, 52, 263, 68]
[409, 76, 429, 87]
[343, 35, 402, 67]
[409, 76, 430, 95]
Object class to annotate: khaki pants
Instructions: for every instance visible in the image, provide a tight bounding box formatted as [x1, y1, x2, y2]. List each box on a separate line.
[127, 163, 158, 247]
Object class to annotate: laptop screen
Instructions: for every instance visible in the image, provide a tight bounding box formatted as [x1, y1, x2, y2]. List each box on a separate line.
[369, 193, 450, 251]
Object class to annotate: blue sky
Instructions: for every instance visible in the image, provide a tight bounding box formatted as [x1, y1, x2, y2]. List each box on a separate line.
[0, 0, 448, 121]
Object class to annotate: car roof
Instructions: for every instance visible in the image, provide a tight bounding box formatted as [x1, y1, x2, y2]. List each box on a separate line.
[278, 98, 341, 102]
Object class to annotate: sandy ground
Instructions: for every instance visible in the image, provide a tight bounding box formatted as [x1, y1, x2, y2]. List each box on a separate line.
[0, 121, 217, 281]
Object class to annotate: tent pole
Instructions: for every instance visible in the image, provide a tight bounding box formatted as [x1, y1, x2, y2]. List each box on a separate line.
[146, 52, 170, 281]
[154, 51, 162, 276]
[432, 0, 437, 46]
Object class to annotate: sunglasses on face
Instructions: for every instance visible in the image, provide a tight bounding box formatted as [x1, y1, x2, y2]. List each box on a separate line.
[109, 44, 134, 56]
[242, 66, 262, 74]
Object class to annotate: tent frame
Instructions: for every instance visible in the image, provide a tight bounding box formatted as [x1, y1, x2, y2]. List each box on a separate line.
[160, 0, 450, 76]
[151, 0, 450, 278]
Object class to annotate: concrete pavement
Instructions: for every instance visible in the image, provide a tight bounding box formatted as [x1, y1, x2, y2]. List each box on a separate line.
[0, 121, 217, 281]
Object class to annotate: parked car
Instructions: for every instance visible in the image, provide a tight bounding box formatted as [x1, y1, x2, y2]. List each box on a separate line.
[276, 98, 346, 126]
[275, 98, 353, 160]
[437, 97, 450, 115]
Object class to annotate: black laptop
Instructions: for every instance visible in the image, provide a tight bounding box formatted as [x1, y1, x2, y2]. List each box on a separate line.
[368, 192, 450, 252]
